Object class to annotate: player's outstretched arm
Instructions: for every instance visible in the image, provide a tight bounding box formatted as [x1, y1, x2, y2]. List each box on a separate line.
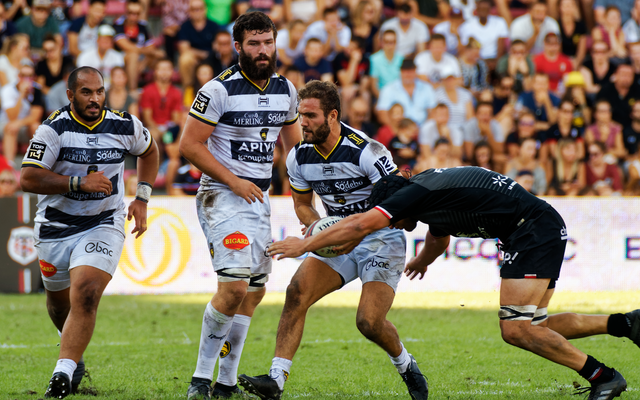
[127, 139, 159, 239]
[404, 231, 450, 280]
[21, 168, 113, 195]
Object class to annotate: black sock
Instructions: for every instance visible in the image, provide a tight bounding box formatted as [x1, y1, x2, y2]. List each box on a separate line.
[213, 382, 237, 392]
[578, 355, 615, 386]
[607, 313, 631, 338]
[191, 377, 212, 386]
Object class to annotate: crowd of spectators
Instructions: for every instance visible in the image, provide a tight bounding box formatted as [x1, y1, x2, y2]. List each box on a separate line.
[0, 0, 639, 197]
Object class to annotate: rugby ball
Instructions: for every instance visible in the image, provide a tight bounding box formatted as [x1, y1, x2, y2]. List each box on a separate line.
[304, 216, 343, 258]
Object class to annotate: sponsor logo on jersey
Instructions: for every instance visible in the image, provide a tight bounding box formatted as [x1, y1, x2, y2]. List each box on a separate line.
[87, 165, 98, 174]
[311, 177, 370, 195]
[223, 232, 250, 250]
[561, 227, 568, 240]
[7, 227, 37, 266]
[323, 165, 335, 175]
[258, 96, 269, 107]
[218, 69, 233, 80]
[192, 92, 211, 114]
[230, 140, 276, 163]
[220, 341, 232, 357]
[347, 133, 364, 145]
[267, 112, 287, 125]
[260, 128, 269, 141]
[326, 198, 369, 216]
[365, 256, 391, 271]
[85, 240, 113, 257]
[492, 175, 508, 187]
[111, 109, 125, 118]
[47, 109, 61, 120]
[86, 137, 99, 145]
[26, 142, 47, 161]
[234, 112, 263, 126]
[209, 242, 215, 259]
[334, 195, 346, 204]
[39, 260, 57, 277]
[58, 148, 127, 164]
[374, 156, 395, 176]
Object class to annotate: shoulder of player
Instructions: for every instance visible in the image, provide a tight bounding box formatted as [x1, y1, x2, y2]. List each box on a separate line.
[341, 123, 372, 150]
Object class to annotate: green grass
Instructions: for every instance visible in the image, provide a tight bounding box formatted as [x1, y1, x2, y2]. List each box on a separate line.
[2, 291, 640, 399]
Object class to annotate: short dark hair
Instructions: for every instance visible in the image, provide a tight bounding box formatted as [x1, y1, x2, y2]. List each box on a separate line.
[475, 101, 493, 113]
[511, 39, 526, 47]
[233, 11, 277, 44]
[397, 3, 412, 13]
[430, 33, 446, 43]
[90, 0, 106, 5]
[68, 66, 104, 91]
[323, 6, 339, 17]
[155, 57, 174, 68]
[298, 80, 341, 120]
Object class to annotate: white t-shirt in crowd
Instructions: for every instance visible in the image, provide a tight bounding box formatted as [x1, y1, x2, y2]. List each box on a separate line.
[510, 14, 560, 55]
[76, 48, 125, 89]
[432, 21, 461, 56]
[276, 28, 305, 61]
[299, 20, 351, 61]
[449, 0, 476, 20]
[419, 119, 465, 148]
[414, 51, 461, 83]
[379, 17, 430, 57]
[0, 54, 18, 85]
[459, 15, 509, 59]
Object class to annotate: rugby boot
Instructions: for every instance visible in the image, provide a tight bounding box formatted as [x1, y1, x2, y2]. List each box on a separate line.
[44, 372, 72, 399]
[625, 309, 640, 348]
[400, 355, 429, 400]
[575, 370, 627, 400]
[71, 359, 85, 393]
[238, 374, 282, 400]
[212, 382, 252, 399]
[187, 377, 213, 400]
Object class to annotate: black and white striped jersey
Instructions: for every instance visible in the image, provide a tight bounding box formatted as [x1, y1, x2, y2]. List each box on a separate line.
[287, 123, 399, 217]
[187, 65, 299, 192]
[21, 105, 153, 240]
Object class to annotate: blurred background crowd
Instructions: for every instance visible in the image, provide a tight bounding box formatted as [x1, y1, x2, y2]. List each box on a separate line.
[1, 0, 640, 198]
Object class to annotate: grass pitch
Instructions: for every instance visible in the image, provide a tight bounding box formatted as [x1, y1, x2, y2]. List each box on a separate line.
[1, 291, 640, 399]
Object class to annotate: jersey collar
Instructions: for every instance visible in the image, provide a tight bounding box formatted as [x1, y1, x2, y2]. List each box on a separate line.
[70, 109, 106, 131]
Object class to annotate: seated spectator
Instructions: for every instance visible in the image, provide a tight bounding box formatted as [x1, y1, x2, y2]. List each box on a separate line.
[533, 33, 573, 93]
[514, 169, 536, 193]
[375, 59, 436, 126]
[515, 73, 560, 131]
[623, 101, 640, 158]
[349, 0, 380, 56]
[510, 2, 560, 55]
[0, 60, 44, 164]
[177, 0, 219, 88]
[0, 3, 18, 46]
[415, 33, 462, 88]
[276, 19, 306, 68]
[580, 41, 616, 97]
[299, 7, 351, 61]
[45, 63, 74, 113]
[113, 0, 165, 91]
[557, 0, 587, 69]
[333, 37, 371, 115]
[458, 38, 489, 96]
[458, 0, 508, 67]
[204, 30, 237, 77]
[415, 137, 463, 172]
[379, 3, 429, 57]
[563, 71, 592, 129]
[546, 137, 586, 195]
[504, 137, 547, 195]
[160, 0, 190, 63]
[470, 140, 496, 171]
[594, 0, 634, 26]
[435, 65, 474, 129]
[630, 41, 640, 84]
[173, 163, 202, 195]
[16, 0, 62, 55]
[374, 102, 404, 147]
[283, 0, 324, 23]
[369, 29, 403, 98]
[585, 140, 623, 195]
[463, 101, 505, 163]
[281, 65, 305, 90]
[592, 5, 628, 60]
[625, 152, 640, 195]
[596, 63, 640, 127]
[623, 0, 640, 42]
[505, 111, 544, 160]
[388, 118, 420, 170]
[105, 66, 139, 116]
[184, 63, 214, 109]
[35, 34, 74, 96]
[294, 38, 333, 82]
[495, 39, 534, 94]
[419, 103, 464, 159]
[541, 99, 584, 164]
[67, 0, 105, 58]
[76, 25, 125, 89]
[491, 76, 518, 134]
[0, 33, 30, 86]
[432, 7, 464, 56]
[0, 168, 18, 197]
[237, 0, 283, 25]
[584, 99, 627, 162]
[343, 96, 376, 138]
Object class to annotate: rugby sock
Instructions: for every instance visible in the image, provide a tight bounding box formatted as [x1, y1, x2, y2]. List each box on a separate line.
[193, 302, 234, 380]
[53, 359, 77, 381]
[607, 313, 631, 338]
[216, 314, 251, 386]
[269, 357, 292, 390]
[388, 343, 411, 373]
[579, 355, 615, 386]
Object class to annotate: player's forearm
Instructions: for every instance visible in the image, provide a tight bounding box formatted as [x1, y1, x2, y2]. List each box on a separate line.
[294, 202, 322, 227]
[20, 167, 76, 195]
[301, 211, 388, 252]
[136, 140, 159, 188]
[416, 231, 450, 266]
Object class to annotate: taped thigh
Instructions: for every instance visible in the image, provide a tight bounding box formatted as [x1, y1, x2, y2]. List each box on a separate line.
[217, 267, 251, 284]
[532, 307, 548, 325]
[247, 273, 269, 292]
[498, 305, 537, 321]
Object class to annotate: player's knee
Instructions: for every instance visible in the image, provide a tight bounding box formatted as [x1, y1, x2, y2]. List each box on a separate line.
[499, 305, 537, 347]
[74, 282, 104, 314]
[355, 314, 383, 340]
[46, 301, 70, 320]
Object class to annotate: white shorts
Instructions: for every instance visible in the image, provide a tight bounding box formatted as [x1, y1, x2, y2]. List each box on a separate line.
[35, 226, 125, 292]
[196, 188, 272, 276]
[309, 227, 406, 291]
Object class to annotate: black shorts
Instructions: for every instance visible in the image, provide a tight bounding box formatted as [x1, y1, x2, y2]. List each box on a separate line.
[499, 207, 567, 285]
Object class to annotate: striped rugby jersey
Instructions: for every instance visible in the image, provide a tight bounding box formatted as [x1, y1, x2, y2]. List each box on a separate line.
[21, 105, 153, 240]
[287, 123, 399, 217]
[188, 65, 299, 191]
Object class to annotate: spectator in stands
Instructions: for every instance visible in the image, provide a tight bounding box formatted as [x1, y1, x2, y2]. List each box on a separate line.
[463, 101, 505, 162]
[585, 140, 623, 195]
[0, 33, 30, 86]
[67, 0, 105, 58]
[470, 140, 496, 170]
[580, 40, 615, 97]
[177, 0, 219, 88]
[584, 99, 627, 162]
[369, 29, 403, 98]
[415, 33, 461, 88]
[0, 3, 18, 45]
[546, 137, 586, 195]
[505, 111, 542, 159]
[514, 170, 536, 193]
[343, 96, 377, 137]
[0, 168, 18, 197]
[458, 38, 489, 96]
[35, 34, 74, 96]
[510, 2, 560, 55]
[281, 65, 305, 89]
[76, 24, 125, 89]
[596, 63, 640, 127]
[541, 99, 584, 164]
[592, 5, 628, 60]
[173, 163, 202, 195]
[533, 33, 573, 93]
[276, 19, 306, 68]
[388, 118, 420, 170]
[113, 0, 165, 91]
[504, 137, 547, 195]
[563, 71, 592, 129]
[333, 37, 371, 115]
[106, 66, 139, 116]
[376, 58, 436, 126]
[374, 102, 404, 147]
[594, 0, 634, 26]
[415, 137, 462, 172]
[183, 63, 214, 109]
[458, 0, 508, 68]
[418, 102, 464, 159]
[161, 0, 189, 63]
[204, 30, 237, 76]
[626, 152, 640, 195]
[516, 73, 560, 131]
[45, 63, 73, 113]
[432, 8, 463, 57]
[16, 0, 62, 54]
[298, 7, 351, 61]
[349, 0, 380, 56]
[379, 3, 429, 57]
[237, 0, 284, 25]
[557, 0, 587, 69]
[496, 39, 534, 94]
[630, 41, 640, 85]
[623, 101, 640, 158]
[623, 0, 640, 42]
[294, 38, 333, 82]
[435, 65, 474, 130]
[0, 60, 44, 164]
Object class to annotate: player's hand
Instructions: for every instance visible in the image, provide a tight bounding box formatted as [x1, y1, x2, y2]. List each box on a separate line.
[332, 238, 362, 255]
[404, 257, 428, 280]
[268, 236, 305, 259]
[80, 171, 112, 195]
[127, 199, 148, 239]
[230, 178, 264, 204]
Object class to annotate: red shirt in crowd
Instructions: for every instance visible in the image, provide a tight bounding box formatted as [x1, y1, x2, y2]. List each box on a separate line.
[533, 53, 573, 91]
[139, 82, 183, 126]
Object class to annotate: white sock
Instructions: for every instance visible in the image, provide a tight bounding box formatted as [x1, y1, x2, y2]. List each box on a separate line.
[216, 314, 251, 386]
[269, 357, 292, 390]
[193, 303, 234, 380]
[53, 359, 77, 381]
[389, 343, 411, 373]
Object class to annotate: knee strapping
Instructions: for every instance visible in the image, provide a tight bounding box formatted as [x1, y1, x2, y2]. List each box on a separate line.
[532, 307, 548, 325]
[498, 305, 537, 321]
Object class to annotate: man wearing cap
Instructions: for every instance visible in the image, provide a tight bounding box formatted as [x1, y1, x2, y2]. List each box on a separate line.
[458, 0, 508, 67]
[375, 58, 436, 126]
[76, 25, 125, 90]
[16, 0, 62, 53]
[67, 0, 106, 58]
[533, 33, 573, 93]
[414, 33, 461, 88]
[510, 2, 560, 55]
[432, 7, 464, 56]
